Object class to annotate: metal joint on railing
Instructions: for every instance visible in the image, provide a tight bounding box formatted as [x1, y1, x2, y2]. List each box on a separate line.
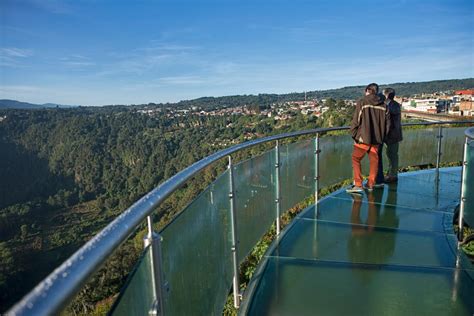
[149, 299, 159, 316]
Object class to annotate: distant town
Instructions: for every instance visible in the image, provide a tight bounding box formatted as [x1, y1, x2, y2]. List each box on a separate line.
[136, 89, 474, 119]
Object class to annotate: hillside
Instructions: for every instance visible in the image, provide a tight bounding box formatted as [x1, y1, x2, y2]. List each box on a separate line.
[0, 99, 77, 109]
[5, 78, 473, 110]
[154, 78, 474, 110]
[0, 106, 324, 313]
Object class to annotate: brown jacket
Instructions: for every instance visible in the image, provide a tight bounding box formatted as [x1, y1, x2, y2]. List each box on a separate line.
[350, 94, 390, 145]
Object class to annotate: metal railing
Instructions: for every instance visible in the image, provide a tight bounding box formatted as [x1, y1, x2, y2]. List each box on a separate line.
[7, 121, 474, 316]
[459, 127, 474, 239]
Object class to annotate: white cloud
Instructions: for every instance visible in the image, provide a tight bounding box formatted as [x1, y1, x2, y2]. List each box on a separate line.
[158, 75, 205, 85]
[60, 55, 95, 68]
[0, 48, 33, 67]
[0, 85, 42, 94]
[95, 41, 200, 77]
[1, 48, 33, 58]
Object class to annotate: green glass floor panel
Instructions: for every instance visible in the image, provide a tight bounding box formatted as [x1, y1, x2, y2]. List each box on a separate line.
[332, 178, 460, 214]
[300, 195, 453, 234]
[271, 219, 461, 269]
[327, 168, 462, 214]
[391, 167, 462, 200]
[248, 257, 474, 316]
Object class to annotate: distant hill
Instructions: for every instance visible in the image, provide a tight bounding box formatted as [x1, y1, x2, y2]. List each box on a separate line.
[149, 78, 474, 110]
[2, 78, 473, 111]
[0, 99, 77, 109]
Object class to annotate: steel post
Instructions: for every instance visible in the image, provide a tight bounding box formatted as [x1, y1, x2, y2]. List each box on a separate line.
[458, 137, 469, 241]
[143, 216, 165, 316]
[436, 126, 443, 172]
[228, 156, 241, 308]
[275, 140, 281, 236]
[314, 134, 320, 205]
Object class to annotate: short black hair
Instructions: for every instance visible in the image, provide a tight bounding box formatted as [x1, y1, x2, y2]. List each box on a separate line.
[365, 83, 379, 95]
[378, 93, 386, 102]
[383, 88, 395, 100]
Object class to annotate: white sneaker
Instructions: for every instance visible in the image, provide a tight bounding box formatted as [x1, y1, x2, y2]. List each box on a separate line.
[346, 185, 364, 194]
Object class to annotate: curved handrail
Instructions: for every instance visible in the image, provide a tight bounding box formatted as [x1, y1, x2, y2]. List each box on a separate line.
[7, 120, 474, 315]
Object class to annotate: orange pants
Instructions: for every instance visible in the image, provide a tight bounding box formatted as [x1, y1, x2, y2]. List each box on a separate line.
[352, 143, 379, 188]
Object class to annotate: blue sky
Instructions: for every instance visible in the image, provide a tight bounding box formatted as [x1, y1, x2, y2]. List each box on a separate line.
[1, 0, 473, 106]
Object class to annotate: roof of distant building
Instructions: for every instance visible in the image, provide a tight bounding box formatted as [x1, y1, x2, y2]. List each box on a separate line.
[455, 89, 474, 95]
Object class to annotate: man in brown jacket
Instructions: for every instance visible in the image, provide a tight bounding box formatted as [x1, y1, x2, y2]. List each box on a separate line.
[347, 83, 390, 193]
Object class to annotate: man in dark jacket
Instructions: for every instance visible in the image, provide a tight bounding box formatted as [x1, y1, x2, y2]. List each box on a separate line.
[382, 87, 403, 182]
[347, 83, 390, 193]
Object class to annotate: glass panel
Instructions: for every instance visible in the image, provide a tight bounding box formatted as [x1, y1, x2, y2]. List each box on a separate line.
[441, 127, 467, 164]
[233, 150, 276, 261]
[109, 247, 154, 316]
[464, 139, 474, 227]
[327, 168, 461, 213]
[319, 134, 354, 188]
[279, 139, 315, 212]
[248, 257, 474, 316]
[398, 128, 438, 167]
[160, 171, 233, 316]
[273, 219, 460, 269]
[301, 195, 452, 234]
[317, 128, 462, 190]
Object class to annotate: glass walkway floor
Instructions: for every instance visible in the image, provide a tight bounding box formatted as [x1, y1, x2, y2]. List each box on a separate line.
[242, 167, 474, 315]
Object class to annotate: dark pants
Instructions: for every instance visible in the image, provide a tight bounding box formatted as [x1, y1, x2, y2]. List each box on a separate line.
[386, 142, 399, 176]
[376, 144, 384, 184]
[376, 143, 400, 182]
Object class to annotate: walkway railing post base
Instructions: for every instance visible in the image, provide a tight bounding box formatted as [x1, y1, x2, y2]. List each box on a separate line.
[144, 216, 166, 316]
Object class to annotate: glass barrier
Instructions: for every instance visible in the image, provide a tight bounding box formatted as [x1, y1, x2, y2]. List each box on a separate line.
[398, 128, 438, 167]
[109, 247, 154, 315]
[319, 134, 353, 188]
[233, 150, 276, 262]
[279, 139, 315, 214]
[463, 138, 474, 227]
[160, 171, 233, 316]
[441, 127, 467, 163]
[110, 125, 470, 315]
